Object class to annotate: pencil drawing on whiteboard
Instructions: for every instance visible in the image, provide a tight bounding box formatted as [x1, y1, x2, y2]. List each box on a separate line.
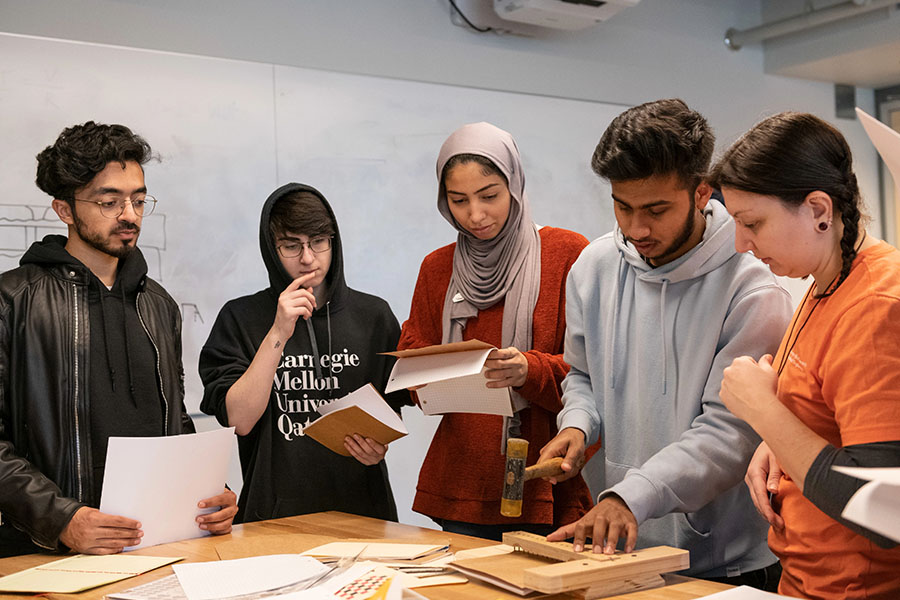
[0, 202, 167, 283]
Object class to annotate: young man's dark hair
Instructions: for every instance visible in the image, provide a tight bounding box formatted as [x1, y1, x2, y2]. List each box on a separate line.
[35, 121, 151, 203]
[591, 98, 714, 191]
[268, 190, 336, 241]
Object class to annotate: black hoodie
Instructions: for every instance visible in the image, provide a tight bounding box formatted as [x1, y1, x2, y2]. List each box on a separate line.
[199, 184, 407, 523]
[22, 236, 164, 504]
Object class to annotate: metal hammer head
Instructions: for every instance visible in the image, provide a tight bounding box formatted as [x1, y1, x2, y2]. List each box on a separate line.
[501, 438, 566, 517]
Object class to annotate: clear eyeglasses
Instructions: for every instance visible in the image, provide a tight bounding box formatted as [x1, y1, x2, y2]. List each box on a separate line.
[277, 236, 333, 258]
[72, 195, 157, 218]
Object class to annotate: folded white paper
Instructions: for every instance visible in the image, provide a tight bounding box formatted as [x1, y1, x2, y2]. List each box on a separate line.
[857, 107, 900, 184]
[835, 465, 900, 543]
[384, 341, 512, 417]
[172, 554, 329, 600]
[302, 541, 449, 560]
[100, 428, 235, 550]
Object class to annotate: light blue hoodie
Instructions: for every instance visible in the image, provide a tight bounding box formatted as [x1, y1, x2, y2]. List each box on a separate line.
[558, 200, 793, 578]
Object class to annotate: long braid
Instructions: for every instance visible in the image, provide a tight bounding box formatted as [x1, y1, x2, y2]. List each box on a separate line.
[822, 161, 862, 297]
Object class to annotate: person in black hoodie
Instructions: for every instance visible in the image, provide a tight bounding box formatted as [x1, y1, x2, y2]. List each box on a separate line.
[0, 121, 237, 557]
[199, 183, 408, 523]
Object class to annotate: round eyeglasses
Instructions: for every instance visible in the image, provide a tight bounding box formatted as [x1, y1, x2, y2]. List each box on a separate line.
[277, 236, 333, 258]
[72, 195, 157, 218]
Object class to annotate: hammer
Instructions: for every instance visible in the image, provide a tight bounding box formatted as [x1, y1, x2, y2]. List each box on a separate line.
[500, 438, 566, 518]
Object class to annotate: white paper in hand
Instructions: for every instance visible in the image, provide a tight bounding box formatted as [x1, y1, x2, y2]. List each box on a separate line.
[835, 465, 900, 543]
[857, 107, 900, 184]
[100, 428, 235, 550]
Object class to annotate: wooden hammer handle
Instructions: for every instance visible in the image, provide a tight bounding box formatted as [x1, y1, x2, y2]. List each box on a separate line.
[523, 457, 565, 481]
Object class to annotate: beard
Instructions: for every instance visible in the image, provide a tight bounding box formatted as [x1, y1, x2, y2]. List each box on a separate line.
[657, 203, 697, 260]
[72, 212, 140, 259]
[630, 202, 698, 263]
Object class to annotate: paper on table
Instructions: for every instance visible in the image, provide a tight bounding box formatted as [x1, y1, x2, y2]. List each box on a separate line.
[834, 465, 900, 543]
[100, 427, 235, 550]
[448, 545, 549, 597]
[0, 554, 181, 593]
[383, 341, 512, 417]
[302, 541, 450, 560]
[857, 107, 900, 183]
[304, 383, 408, 456]
[172, 554, 329, 600]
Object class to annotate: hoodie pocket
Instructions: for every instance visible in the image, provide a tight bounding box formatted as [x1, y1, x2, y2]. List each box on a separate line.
[679, 511, 712, 541]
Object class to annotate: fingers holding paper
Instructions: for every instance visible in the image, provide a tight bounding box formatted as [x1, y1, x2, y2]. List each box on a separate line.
[59, 506, 143, 554]
[484, 347, 528, 388]
[197, 487, 238, 534]
[345, 434, 388, 465]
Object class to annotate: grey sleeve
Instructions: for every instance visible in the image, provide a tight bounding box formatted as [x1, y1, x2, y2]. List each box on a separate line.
[804, 441, 900, 548]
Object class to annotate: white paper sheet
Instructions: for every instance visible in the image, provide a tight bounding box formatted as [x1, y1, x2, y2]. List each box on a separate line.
[317, 383, 407, 433]
[385, 348, 494, 392]
[857, 107, 900, 183]
[301, 541, 448, 560]
[834, 465, 900, 543]
[172, 555, 329, 600]
[99, 428, 235, 550]
[384, 348, 512, 417]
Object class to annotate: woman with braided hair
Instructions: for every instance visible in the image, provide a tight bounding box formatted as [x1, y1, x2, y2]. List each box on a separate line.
[711, 112, 900, 599]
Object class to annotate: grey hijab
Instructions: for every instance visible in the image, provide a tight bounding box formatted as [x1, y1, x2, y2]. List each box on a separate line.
[436, 122, 541, 442]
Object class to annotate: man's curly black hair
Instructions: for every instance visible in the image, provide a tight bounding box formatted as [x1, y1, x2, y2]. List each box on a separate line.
[35, 121, 152, 202]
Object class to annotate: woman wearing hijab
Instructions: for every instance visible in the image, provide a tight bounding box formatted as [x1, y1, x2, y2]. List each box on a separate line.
[398, 122, 594, 540]
[712, 112, 900, 599]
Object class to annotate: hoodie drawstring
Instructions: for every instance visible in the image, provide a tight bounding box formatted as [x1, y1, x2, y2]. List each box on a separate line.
[121, 292, 138, 405]
[326, 302, 334, 399]
[659, 279, 669, 396]
[98, 294, 117, 394]
[98, 289, 139, 406]
[607, 259, 626, 391]
[303, 303, 336, 398]
[305, 317, 324, 381]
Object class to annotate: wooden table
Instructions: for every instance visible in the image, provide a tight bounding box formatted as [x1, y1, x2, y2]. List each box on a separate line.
[0, 512, 731, 600]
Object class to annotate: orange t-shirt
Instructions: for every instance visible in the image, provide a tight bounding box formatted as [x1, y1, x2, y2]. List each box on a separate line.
[769, 241, 900, 599]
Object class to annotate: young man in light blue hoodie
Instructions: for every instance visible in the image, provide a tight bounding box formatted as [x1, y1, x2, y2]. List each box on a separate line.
[539, 99, 793, 590]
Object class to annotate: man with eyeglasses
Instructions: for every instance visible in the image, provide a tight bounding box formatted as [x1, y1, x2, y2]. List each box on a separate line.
[198, 183, 409, 524]
[0, 121, 236, 557]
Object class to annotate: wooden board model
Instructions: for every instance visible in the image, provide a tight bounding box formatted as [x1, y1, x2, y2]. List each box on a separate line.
[501, 531, 690, 595]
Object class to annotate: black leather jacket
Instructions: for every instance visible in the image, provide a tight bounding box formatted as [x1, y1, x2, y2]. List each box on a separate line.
[0, 238, 193, 552]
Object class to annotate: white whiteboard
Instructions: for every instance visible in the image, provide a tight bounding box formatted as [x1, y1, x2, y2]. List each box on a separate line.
[0, 33, 621, 526]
